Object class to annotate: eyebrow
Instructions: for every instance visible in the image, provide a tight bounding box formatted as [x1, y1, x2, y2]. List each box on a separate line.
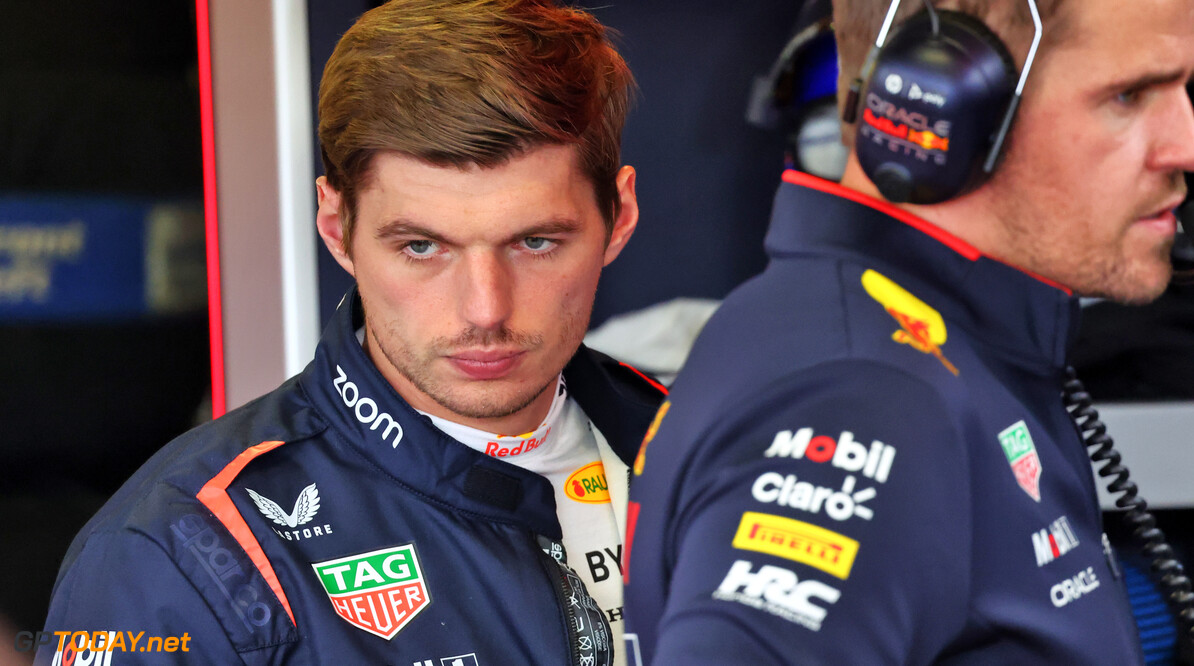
[373, 217, 584, 246]
[1103, 68, 1190, 94]
[374, 219, 449, 244]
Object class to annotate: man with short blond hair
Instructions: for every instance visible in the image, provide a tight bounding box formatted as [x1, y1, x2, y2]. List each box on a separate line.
[625, 0, 1194, 662]
[39, 2, 662, 664]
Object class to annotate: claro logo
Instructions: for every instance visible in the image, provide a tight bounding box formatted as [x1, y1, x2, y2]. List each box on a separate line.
[333, 365, 404, 448]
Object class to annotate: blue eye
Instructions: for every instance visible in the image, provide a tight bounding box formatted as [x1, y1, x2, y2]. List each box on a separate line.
[522, 237, 556, 252]
[1115, 89, 1142, 106]
[404, 240, 438, 257]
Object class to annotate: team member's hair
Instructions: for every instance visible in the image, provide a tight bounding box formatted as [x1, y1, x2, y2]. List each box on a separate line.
[318, 0, 634, 253]
[831, 0, 1069, 147]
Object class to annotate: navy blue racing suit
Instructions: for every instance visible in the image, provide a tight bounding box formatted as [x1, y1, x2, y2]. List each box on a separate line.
[623, 171, 1144, 664]
[38, 288, 665, 665]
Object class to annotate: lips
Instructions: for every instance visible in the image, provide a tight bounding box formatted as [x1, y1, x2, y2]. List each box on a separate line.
[447, 349, 525, 380]
[1135, 194, 1185, 235]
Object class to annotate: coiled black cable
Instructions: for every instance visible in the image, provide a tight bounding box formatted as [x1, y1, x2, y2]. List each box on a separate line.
[1063, 366, 1194, 663]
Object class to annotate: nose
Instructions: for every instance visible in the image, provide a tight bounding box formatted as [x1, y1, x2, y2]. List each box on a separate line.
[458, 250, 513, 331]
[1149, 87, 1194, 174]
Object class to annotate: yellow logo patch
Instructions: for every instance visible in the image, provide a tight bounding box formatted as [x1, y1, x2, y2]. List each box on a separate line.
[732, 511, 860, 580]
[564, 462, 611, 504]
[633, 400, 670, 476]
[861, 269, 959, 375]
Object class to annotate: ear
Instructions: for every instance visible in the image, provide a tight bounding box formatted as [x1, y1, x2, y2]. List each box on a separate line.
[315, 176, 355, 278]
[602, 166, 639, 266]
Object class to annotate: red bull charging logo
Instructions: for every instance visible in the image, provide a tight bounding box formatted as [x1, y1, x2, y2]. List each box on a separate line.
[862, 269, 959, 376]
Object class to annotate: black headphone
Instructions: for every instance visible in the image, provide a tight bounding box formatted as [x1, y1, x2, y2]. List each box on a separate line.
[843, 0, 1042, 204]
[745, 0, 849, 181]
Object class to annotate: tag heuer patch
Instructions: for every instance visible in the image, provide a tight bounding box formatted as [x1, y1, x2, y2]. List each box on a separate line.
[312, 544, 430, 639]
[998, 420, 1042, 502]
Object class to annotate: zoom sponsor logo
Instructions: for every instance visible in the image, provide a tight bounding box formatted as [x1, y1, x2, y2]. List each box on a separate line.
[712, 560, 840, 631]
[752, 472, 876, 522]
[333, 365, 404, 447]
[763, 428, 896, 483]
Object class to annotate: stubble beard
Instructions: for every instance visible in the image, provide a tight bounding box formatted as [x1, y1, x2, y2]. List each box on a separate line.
[369, 315, 586, 422]
[993, 190, 1175, 305]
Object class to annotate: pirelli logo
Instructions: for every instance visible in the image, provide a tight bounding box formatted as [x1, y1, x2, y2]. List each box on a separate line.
[732, 512, 859, 580]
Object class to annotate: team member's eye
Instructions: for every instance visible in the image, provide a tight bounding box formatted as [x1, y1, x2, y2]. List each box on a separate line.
[1115, 88, 1142, 107]
[522, 236, 557, 253]
[403, 239, 439, 259]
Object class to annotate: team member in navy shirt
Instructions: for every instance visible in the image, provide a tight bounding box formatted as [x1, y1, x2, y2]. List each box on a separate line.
[625, 0, 1194, 663]
[38, 2, 664, 664]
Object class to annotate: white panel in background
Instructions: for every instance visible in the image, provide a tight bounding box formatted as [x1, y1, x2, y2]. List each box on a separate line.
[273, 0, 319, 377]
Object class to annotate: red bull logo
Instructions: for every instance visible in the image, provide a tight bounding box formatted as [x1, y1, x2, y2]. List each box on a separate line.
[862, 94, 952, 160]
[484, 427, 550, 457]
[862, 270, 959, 375]
[908, 128, 949, 152]
[863, 107, 909, 141]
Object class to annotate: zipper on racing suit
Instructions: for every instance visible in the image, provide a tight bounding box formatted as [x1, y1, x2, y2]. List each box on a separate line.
[535, 534, 613, 666]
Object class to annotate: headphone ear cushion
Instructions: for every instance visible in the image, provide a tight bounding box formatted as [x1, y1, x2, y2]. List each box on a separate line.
[788, 98, 849, 182]
[855, 10, 1017, 204]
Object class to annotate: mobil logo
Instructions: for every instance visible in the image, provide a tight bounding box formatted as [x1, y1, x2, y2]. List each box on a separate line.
[763, 428, 896, 483]
[565, 462, 610, 504]
[1033, 515, 1079, 567]
[311, 544, 430, 639]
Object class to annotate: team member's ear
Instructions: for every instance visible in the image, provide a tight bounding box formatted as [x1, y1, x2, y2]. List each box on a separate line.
[315, 176, 355, 278]
[603, 166, 639, 266]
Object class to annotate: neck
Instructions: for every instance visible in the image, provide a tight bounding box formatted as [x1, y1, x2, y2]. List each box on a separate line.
[416, 383, 557, 436]
[837, 155, 1015, 264]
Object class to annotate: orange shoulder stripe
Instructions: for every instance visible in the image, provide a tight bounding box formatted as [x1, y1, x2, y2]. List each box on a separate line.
[196, 440, 296, 627]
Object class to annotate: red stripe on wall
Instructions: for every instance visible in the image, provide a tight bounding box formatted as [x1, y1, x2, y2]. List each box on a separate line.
[195, 0, 226, 418]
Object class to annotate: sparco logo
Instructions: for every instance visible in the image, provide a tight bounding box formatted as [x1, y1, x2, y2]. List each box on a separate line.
[333, 365, 404, 448]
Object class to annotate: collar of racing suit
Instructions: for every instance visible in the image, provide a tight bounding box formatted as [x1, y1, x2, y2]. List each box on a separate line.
[768, 170, 1081, 374]
[297, 287, 665, 540]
